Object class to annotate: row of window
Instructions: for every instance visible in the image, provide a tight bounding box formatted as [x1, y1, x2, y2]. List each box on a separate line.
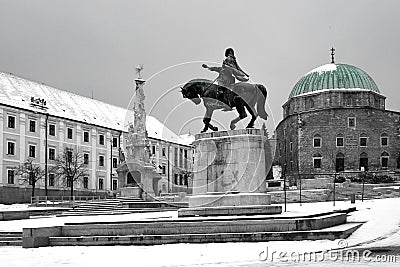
[6, 169, 111, 190]
[150, 145, 190, 169]
[174, 173, 188, 186]
[6, 115, 119, 146]
[312, 133, 389, 148]
[6, 142, 118, 167]
[312, 151, 392, 170]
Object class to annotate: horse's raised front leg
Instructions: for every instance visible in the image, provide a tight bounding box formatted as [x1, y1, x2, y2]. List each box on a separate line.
[230, 96, 247, 130]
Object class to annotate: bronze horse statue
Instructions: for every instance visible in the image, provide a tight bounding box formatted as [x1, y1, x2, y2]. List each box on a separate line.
[181, 79, 268, 133]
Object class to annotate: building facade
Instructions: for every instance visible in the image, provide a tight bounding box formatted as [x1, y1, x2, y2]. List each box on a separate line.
[275, 63, 400, 184]
[0, 72, 193, 203]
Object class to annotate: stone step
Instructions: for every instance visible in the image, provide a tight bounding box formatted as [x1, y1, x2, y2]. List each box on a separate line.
[49, 222, 362, 246]
[0, 231, 23, 237]
[178, 205, 282, 217]
[60, 213, 347, 237]
[57, 208, 177, 217]
[0, 237, 22, 241]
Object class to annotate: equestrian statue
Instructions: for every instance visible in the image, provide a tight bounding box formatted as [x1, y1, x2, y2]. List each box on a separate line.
[181, 48, 268, 133]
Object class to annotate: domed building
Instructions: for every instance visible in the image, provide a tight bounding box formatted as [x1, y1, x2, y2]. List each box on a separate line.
[275, 58, 400, 185]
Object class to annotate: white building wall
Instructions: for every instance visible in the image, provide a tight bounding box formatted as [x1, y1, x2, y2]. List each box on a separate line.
[0, 108, 3, 184]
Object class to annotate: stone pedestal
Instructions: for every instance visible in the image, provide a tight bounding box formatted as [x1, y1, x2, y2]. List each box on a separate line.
[181, 129, 279, 216]
[193, 129, 267, 196]
[120, 186, 142, 198]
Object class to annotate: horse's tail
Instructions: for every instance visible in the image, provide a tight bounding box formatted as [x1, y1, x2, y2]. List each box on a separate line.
[256, 84, 268, 120]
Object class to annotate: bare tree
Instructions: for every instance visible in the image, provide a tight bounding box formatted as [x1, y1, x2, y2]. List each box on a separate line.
[51, 148, 88, 196]
[14, 159, 45, 198]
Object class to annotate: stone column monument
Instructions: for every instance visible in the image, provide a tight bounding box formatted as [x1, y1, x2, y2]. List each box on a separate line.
[117, 70, 161, 199]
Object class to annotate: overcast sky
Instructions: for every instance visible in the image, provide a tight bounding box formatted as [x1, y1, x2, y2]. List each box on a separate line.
[0, 0, 399, 135]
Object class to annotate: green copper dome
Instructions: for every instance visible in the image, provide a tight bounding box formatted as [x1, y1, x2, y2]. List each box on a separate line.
[289, 63, 380, 98]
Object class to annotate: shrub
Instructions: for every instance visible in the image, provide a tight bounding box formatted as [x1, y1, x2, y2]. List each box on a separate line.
[351, 173, 395, 184]
[334, 176, 346, 183]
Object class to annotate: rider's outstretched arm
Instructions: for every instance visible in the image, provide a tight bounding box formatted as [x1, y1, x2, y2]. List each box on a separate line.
[202, 64, 222, 74]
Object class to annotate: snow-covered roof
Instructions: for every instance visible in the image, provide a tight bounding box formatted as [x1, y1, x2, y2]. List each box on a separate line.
[0, 72, 193, 146]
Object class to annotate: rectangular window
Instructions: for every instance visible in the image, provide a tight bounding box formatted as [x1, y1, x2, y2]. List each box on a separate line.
[99, 155, 104, 166]
[112, 137, 118, 148]
[29, 145, 36, 158]
[49, 148, 55, 160]
[348, 117, 356, 128]
[313, 158, 321, 169]
[83, 131, 89, 142]
[112, 179, 118, 191]
[381, 157, 389, 168]
[174, 147, 178, 166]
[49, 124, 56, 136]
[8, 115, 16, 129]
[336, 137, 344, 147]
[112, 157, 118, 168]
[360, 137, 368, 147]
[152, 145, 156, 155]
[66, 176, 72, 187]
[49, 173, 55, 186]
[290, 142, 293, 152]
[29, 120, 36, 132]
[184, 149, 188, 169]
[174, 173, 179, 185]
[83, 177, 89, 189]
[162, 165, 166, 175]
[179, 148, 183, 167]
[381, 137, 388, 146]
[84, 153, 89, 164]
[7, 141, 15, 155]
[98, 178, 104, 190]
[162, 147, 166, 157]
[67, 128, 73, 139]
[313, 138, 321, 148]
[7, 170, 15, 184]
[99, 134, 105, 145]
[66, 149, 73, 162]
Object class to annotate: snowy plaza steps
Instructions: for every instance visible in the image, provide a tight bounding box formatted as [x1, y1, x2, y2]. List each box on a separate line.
[57, 197, 188, 217]
[48, 223, 362, 246]
[23, 208, 359, 247]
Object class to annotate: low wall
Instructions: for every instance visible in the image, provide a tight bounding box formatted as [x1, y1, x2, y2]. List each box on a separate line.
[0, 210, 30, 221]
[0, 186, 108, 204]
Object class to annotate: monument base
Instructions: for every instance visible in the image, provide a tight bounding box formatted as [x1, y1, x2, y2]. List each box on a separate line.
[179, 192, 280, 217]
[119, 186, 142, 198]
[188, 192, 271, 207]
[178, 204, 282, 217]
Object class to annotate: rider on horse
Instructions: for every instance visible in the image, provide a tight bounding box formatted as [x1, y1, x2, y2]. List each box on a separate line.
[202, 48, 249, 99]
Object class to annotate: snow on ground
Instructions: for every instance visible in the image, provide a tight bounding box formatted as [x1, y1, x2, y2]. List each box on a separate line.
[0, 198, 399, 266]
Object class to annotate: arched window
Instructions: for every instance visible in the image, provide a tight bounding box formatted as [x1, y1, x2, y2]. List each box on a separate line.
[306, 98, 314, 109]
[360, 152, 368, 171]
[336, 153, 345, 172]
[381, 133, 388, 147]
[313, 153, 322, 169]
[313, 134, 321, 148]
[359, 133, 368, 147]
[381, 152, 389, 168]
[336, 133, 344, 147]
